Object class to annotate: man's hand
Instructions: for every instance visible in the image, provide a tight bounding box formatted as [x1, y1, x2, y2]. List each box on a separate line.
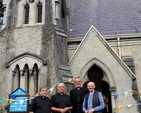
[64, 107, 70, 111]
[88, 109, 94, 113]
[85, 110, 89, 113]
[59, 108, 66, 113]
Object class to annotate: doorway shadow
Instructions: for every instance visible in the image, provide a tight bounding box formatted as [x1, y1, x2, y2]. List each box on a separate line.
[83, 64, 112, 113]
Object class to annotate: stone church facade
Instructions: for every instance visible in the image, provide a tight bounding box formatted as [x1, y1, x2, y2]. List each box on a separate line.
[0, 0, 72, 112]
[0, 0, 141, 113]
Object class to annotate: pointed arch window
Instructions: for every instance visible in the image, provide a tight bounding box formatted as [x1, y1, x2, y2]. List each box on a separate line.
[37, 2, 42, 23]
[24, 3, 29, 24]
[12, 63, 39, 96]
[12, 65, 20, 90]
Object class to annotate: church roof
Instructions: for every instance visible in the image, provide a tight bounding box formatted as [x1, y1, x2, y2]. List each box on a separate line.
[67, 0, 141, 38]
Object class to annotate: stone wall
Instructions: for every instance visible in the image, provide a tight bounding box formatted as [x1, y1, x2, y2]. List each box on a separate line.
[120, 45, 141, 93]
[0, 25, 55, 112]
[0, 30, 8, 113]
[67, 28, 139, 113]
[68, 38, 141, 87]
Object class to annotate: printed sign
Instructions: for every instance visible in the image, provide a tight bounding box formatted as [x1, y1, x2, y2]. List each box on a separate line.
[9, 96, 28, 112]
[9, 88, 29, 112]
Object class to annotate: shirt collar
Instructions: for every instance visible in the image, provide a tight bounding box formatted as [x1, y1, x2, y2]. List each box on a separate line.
[89, 90, 94, 95]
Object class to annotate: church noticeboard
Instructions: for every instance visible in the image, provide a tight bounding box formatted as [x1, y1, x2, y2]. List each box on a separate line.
[8, 88, 29, 113]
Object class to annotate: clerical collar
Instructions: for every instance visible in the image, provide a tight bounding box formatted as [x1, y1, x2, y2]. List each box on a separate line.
[40, 96, 46, 98]
[58, 93, 64, 95]
[76, 87, 81, 90]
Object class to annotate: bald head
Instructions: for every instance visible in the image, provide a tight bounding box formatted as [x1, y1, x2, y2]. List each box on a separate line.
[87, 82, 95, 86]
[87, 82, 95, 92]
[57, 83, 65, 94]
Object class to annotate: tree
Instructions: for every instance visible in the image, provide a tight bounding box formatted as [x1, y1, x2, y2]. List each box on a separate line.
[0, 0, 5, 24]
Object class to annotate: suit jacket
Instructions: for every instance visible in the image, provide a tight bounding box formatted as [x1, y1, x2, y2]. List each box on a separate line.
[70, 87, 88, 113]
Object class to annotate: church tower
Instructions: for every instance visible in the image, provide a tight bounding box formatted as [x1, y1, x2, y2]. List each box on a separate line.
[0, 0, 72, 112]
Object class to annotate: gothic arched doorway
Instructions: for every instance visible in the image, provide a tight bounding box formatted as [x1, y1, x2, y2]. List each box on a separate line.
[83, 64, 112, 113]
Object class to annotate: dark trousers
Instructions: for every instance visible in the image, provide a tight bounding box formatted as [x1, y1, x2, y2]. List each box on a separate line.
[71, 108, 83, 113]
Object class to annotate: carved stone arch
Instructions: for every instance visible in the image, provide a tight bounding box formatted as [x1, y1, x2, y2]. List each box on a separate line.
[22, 0, 30, 6]
[35, 0, 43, 4]
[79, 58, 116, 88]
[77, 58, 116, 113]
[16, 0, 29, 26]
[7, 51, 48, 96]
[6, 47, 48, 68]
[6, 53, 47, 69]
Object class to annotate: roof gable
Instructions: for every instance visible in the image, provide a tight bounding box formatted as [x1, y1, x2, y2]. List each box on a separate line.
[69, 26, 136, 80]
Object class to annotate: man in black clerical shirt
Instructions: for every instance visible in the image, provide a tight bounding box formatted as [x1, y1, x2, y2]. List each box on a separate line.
[70, 77, 88, 113]
[51, 83, 73, 113]
[29, 86, 51, 113]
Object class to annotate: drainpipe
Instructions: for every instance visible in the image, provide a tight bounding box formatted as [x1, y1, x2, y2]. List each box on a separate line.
[109, 87, 116, 113]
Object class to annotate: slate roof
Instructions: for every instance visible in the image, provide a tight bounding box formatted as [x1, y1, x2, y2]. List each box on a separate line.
[66, 0, 141, 38]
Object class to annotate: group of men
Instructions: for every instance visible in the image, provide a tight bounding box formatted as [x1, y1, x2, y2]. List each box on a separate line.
[29, 77, 105, 113]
